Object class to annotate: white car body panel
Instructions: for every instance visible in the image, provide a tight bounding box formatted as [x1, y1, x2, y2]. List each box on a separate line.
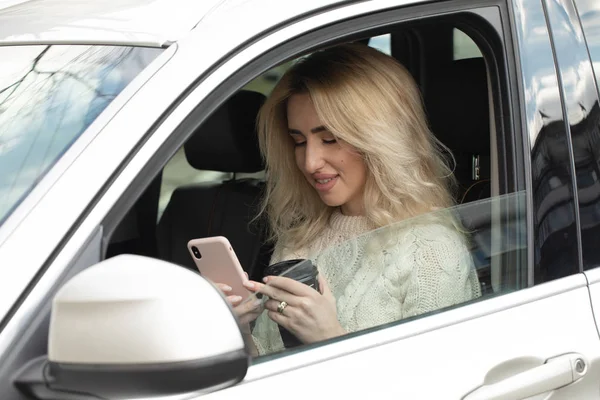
[584, 267, 600, 337]
[0, 0, 222, 46]
[204, 276, 600, 399]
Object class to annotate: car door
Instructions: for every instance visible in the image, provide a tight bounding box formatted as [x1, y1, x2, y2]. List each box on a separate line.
[0, 2, 356, 398]
[569, 0, 600, 338]
[198, 0, 600, 398]
[116, 0, 598, 398]
[2, 1, 600, 399]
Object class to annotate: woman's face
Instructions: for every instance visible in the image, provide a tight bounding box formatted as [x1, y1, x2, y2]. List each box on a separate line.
[287, 93, 368, 216]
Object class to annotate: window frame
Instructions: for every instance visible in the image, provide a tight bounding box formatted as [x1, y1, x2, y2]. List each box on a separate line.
[0, 1, 530, 395]
[102, 1, 523, 247]
[570, 0, 600, 271]
[99, 0, 527, 362]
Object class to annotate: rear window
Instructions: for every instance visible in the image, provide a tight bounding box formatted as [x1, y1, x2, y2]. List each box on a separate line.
[0, 45, 162, 225]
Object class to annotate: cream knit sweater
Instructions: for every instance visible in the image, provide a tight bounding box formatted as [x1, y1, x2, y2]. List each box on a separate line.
[251, 209, 481, 355]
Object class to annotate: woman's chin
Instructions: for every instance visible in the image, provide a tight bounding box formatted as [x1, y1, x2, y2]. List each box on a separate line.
[318, 195, 344, 208]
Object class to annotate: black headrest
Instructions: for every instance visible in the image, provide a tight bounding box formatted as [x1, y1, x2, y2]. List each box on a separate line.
[425, 58, 489, 154]
[184, 90, 266, 173]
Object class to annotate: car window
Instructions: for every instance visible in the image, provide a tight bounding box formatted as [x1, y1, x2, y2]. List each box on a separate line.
[0, 45, 162, 226]
[252, 191, 527, 359]
[158, 149, 230, 221]
[454, 28, 482, 60]
[368, 34, 391, 55]
[575, 0, 600, 89]
[158, 35, 394, 221]
[234, 18, 521, 361]
[104, 11, 529, 364]
[244, 35, 392, 97]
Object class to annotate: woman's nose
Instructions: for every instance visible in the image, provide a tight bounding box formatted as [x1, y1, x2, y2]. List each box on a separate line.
[303, 142, 325, 173]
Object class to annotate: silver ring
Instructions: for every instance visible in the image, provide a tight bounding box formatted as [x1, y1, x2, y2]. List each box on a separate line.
[277, 301, 288, 315]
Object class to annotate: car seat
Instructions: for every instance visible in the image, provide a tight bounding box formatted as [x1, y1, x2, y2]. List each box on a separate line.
[156, 90, 271, 280]
[425, 57, 491, 203]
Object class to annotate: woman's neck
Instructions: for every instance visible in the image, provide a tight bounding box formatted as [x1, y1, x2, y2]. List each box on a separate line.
[340, 201, 365, 216]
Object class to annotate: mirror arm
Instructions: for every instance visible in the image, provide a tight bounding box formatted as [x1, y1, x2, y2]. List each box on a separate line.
[13, 356, 100, 400]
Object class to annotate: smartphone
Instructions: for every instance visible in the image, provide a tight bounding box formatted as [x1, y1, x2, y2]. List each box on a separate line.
[187, 236, 251, 300]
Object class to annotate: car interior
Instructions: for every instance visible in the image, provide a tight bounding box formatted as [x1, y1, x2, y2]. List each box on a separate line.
[106, 20, 518, 302]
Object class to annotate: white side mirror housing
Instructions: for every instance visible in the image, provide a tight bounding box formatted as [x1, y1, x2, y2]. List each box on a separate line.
[15, 255, 248, 399]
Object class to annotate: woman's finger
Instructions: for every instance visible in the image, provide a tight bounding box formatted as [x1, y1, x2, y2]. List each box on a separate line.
[267, 310, 291, 329]
[263, 299, 279, 312]
[263, 275, 315, 297]
[216, 283, 232, 293]
[264, 299, 297, 317]
[227, 295, 243, 306]
[317, 274, 332, 297]
[243, 280, 261, 292]
[235, 297, 263, 315]
[238, 310, 261, 325]
[253, 281, 296, 305]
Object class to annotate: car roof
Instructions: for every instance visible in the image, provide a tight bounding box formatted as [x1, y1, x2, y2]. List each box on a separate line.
[0, 0, 232, 47]
[0, 0, 351, 47]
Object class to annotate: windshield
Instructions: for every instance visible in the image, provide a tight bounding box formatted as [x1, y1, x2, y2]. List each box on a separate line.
[0, 45, 163, 225]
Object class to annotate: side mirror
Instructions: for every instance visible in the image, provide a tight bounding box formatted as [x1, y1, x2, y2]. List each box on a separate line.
[15, 255, 248, 399]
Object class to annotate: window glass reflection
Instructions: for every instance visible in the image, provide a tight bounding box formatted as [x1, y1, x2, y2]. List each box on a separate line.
[513, 0, 579, 281]
[567, 0, 600, 268]
[453, 28, 482, 60]
[575, 0, 600, 92]
[0, 45, 162, 225]
[251, 192, 527, 359]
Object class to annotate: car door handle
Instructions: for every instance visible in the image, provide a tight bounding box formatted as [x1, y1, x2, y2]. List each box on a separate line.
[463, 353, 587, 400]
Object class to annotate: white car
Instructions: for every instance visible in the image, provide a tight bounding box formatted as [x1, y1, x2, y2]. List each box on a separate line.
[1, 0, 600, 398]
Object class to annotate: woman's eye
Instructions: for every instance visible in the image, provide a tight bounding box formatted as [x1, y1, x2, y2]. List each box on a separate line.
[293, 141, 307, 147]
[323, 138, 337, 145]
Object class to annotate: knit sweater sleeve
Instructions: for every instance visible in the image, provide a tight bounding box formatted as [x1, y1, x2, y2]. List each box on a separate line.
[395, 224, 481, 318]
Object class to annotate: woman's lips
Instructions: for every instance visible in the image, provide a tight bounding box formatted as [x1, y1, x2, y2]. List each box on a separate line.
[314, 175, 338, 192]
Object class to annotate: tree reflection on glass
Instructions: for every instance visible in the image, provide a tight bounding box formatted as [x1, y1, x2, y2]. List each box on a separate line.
[0, 44, 162, 224]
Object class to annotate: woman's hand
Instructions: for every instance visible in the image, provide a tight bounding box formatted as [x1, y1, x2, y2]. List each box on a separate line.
[214, 282, 244, 305]
[252, 274, 345, 344]
[215, 275, 263, 334]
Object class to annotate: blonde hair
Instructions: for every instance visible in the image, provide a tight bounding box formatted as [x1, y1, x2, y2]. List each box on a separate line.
[257, 43, 456, 248]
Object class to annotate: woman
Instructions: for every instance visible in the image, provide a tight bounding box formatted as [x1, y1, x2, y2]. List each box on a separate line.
[222, 43, 481, 355]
